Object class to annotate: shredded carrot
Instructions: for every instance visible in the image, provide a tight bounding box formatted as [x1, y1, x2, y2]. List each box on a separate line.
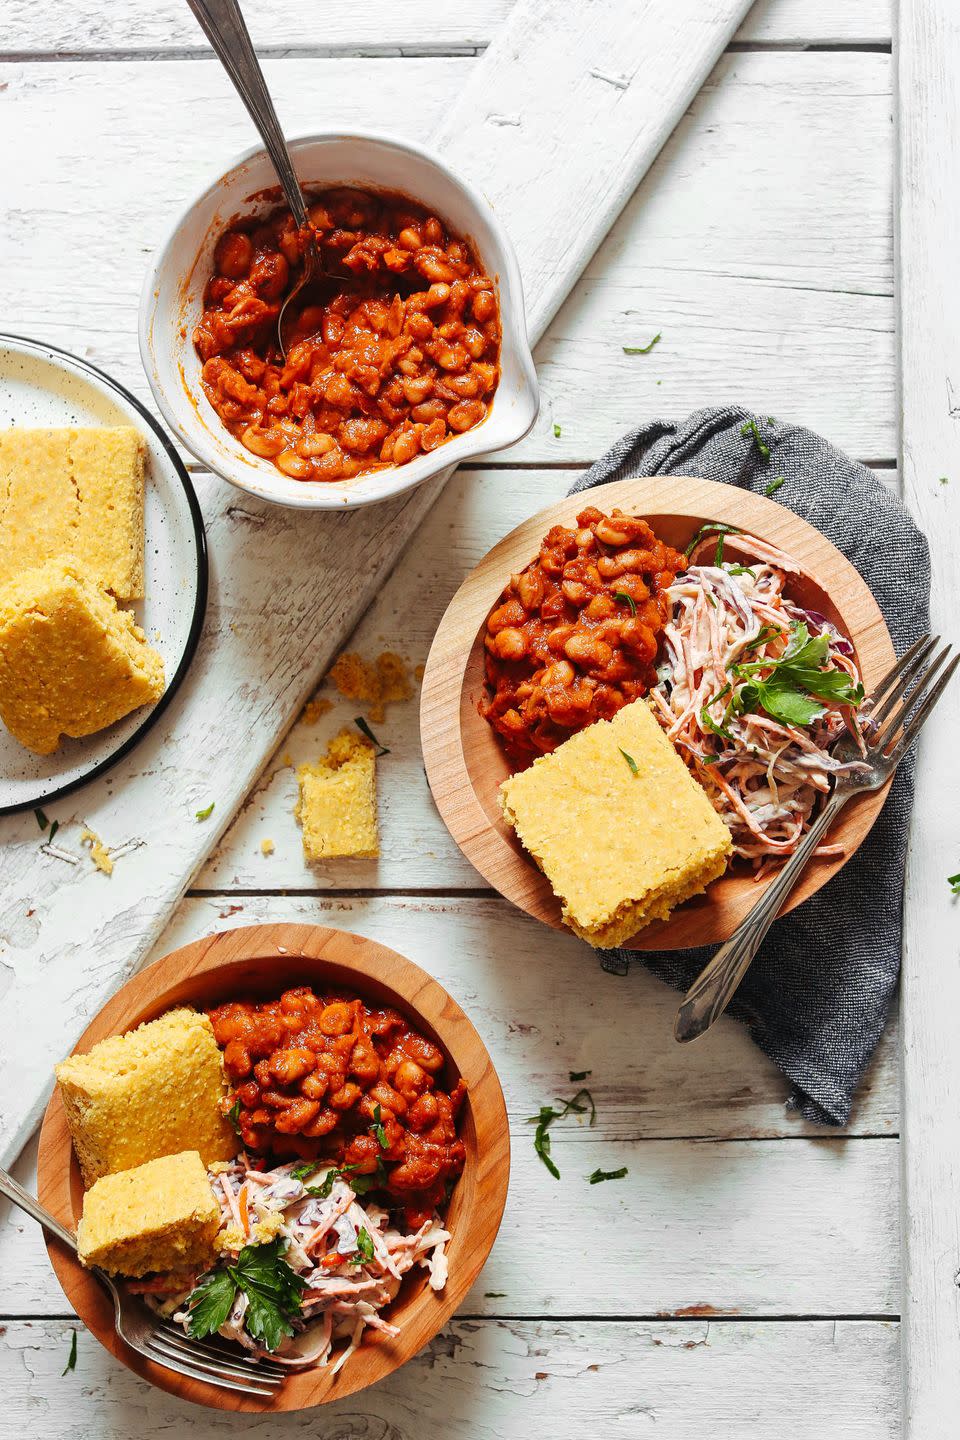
[239, 1183, 250, 1237]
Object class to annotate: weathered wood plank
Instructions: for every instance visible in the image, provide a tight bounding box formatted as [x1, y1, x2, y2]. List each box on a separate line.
[1, 0, 893, 55]
[895, 3, 960, 1436]
[0, 53, 895, 463]
[0, 1318, 900, 1436]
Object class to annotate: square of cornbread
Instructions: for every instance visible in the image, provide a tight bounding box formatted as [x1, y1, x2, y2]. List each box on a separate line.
[499, 699, 733, 947]
[0, 559, 164, 755]
[0, 426, 145, 598]
[77, 1150, 220, 1277]
[295, 729, 379, 860]
[55, 1008, 238, 1189]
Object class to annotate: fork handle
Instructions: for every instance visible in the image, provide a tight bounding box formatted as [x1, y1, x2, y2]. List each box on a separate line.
[0, 1164, 78, 1253]
[674, 789, 848, 1043]
[185, 0, 311, 230]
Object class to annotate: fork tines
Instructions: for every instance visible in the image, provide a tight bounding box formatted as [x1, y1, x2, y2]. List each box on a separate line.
[863, 633, 958, 759]
[143, 1324, 286, 1396]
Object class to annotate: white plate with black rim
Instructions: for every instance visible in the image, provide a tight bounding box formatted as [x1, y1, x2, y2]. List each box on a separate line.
[0, 334, 207, 816]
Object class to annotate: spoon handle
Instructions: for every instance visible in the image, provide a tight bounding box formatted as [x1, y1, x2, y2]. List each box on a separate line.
[0, 1164, 78, 1253]
[185, 0, 310, 229]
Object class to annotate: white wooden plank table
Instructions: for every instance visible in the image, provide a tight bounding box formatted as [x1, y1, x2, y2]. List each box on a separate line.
[0, 1, 922, 1434]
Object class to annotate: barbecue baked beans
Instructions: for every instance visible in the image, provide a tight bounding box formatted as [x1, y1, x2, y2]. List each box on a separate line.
[193, 188, 501, 483]
[208, 986, 466, 1229]
[481, 507, 686, 764]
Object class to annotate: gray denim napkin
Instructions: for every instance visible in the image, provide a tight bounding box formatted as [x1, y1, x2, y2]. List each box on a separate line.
[568, 405, 930, 1125]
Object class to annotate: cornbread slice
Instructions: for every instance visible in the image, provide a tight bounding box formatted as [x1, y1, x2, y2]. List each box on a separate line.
[499, 699, 733, 947]
[0, 559, 164, 755]
[76, 1151, 220, 1277]
[55, 1008, 238, 1188]
[295, 729, 379, 860]
[0, 426, 145, 598]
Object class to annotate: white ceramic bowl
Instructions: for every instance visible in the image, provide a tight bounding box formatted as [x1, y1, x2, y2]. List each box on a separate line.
[139, 130, 539, 510]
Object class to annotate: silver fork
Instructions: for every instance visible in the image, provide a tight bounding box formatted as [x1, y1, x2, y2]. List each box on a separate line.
[674, 633, 959, 1044]
[0, 1166, 285, 1397]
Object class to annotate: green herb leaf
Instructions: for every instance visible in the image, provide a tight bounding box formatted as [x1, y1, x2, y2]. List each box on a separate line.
[939, 476, 949, 486]
[61, 1329, 78, 1375]
[700, 688, 734, 742]
[553, 422, 562, 438]
[726, 564, 757, 579]
[235, 1238, 307, 1351]
[372, 1101, 388, 1150]
[355, 716, 390, 756]
[48, 819, 60, 844]
[185, 1266, 238, 1340]
[35, 808, 49, 831]
[484, 1291, 507, 1298]
[741, 418, 771, 461]
[613, 591, 637, 615]
[684, 521, 742, 560]
[569, 1069, 591, 1083]
[731, 621, 863, 726]
[527, 1089, 598, 1180]
[949, 872, 960, 895]
[623, 333, 661, 355]
[195, 802, 215, 821]
[226, 1097, 242, 1136]
[290, 1161, 318, 1183]
[619, 748, 639, 776]
[355, 1227, 376, 1263]
[350, 1159, 388, 1195]
[588, 1166, 628, 1185]
[764, 475, 786, 497]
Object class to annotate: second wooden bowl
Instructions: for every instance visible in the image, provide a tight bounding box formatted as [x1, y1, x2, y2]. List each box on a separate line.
[420, 476, 896, 951]
[37, 923, 509, 1412]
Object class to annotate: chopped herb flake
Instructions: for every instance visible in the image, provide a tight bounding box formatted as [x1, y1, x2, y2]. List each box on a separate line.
[553, 422, 562, 438]
[727, 564, 757, 580]
[226, 1097, 242, 1136]
[614, 592, 637, 615]
[484, 1291, 507, 1298]
[619, 747, 639, 776]
[355, 1227, 376, 1263]
[372, 1102, 388, 1150]
[195, 802, 215, 821]
[355, 716, 390, 756]
[764, 475, 786, 497]
[35, 808, 49, 831]
[939, 476, 949, 486]
[62, 1329, 78, 1375]
[741, 417, 771, 461]
[588, 1166, 628, 1185]
[623, 333, 661, 355]
[527, 1088, 597, 1179]
[569, 1069, 592, 1083]
[48, 819, 60, 844]
[949, 872, 960, 895]
[684, 521, 742, 560]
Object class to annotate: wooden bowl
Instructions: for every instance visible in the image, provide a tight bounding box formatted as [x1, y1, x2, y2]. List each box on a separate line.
[420, 476, 896, 950]
[36, 923, 509, 1412]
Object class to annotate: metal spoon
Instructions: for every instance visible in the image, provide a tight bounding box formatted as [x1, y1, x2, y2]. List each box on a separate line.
[185, 0, 325, 357]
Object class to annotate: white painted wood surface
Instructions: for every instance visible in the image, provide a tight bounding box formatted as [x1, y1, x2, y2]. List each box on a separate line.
[0, 2, 916, 1433]
[896, 4, 960, 1436]
[0, 0, 757, 1171]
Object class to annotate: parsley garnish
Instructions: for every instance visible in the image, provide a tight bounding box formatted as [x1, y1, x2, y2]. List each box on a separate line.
[527, 1089, 597, 1180]
[372, 1102, 388, 1150]
[226, 1098, 242, 1136]
[619, 748, 639, 776]
[731, 621, 863, 726]
[484, 1291, 507, 1298]
[355, 1227, 375, 1263]
[613, 592, 637, 615]
[684, 521, 741, 560]
[553, 422, 562, 438]
[623, 333, 661, 355]
[727, 564, 757, 579]
[35, 808, 49, 831]
[290, 1161, 319, 1183]
[939, 476, 949, 486]
[741, 417, 771, 461]
[569, 1069, 591, 1083]
[297, 1160, 384, 1198]
[195, 802, 215, 821]
[48, 819, 60, 843]
[949, 873, 960, 895]
[588, 1166, 628, 1185]
[764, 475, 786, 497]
[187, 1238, 306, 1352]
[62, 1329, 78, 1375]
[355, 716, 390, 756]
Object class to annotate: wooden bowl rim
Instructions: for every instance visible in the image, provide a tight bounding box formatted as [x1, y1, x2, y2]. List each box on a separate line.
[36, 922, 510, 1413]
[420, 475, 896, 951]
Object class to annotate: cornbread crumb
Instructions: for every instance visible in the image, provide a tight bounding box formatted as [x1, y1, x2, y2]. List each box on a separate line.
[55, 1008, 238, 1187]
[80, 826, 113, 875]
[295, 729, 379, 861]
[0, 426, 145, 598]
[500, 700, 733, 947]
[260, 837, 275, 856]
[327, 650, 413, 723]
[300, 695, 333, 725]
[214, 1209, 283, 1255]
[0, 559, 165, 755]
[77, 1151, 219, 1278]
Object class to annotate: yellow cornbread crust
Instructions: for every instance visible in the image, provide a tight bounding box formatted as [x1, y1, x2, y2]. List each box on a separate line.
[0, 426, 145, 599]
[76, 1150, 220, 1278]
[295, 729, 379, 860]
[0, 559, 165, 755]
[499, 699, 733, 947]
[55, 1008, 238, 1189]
